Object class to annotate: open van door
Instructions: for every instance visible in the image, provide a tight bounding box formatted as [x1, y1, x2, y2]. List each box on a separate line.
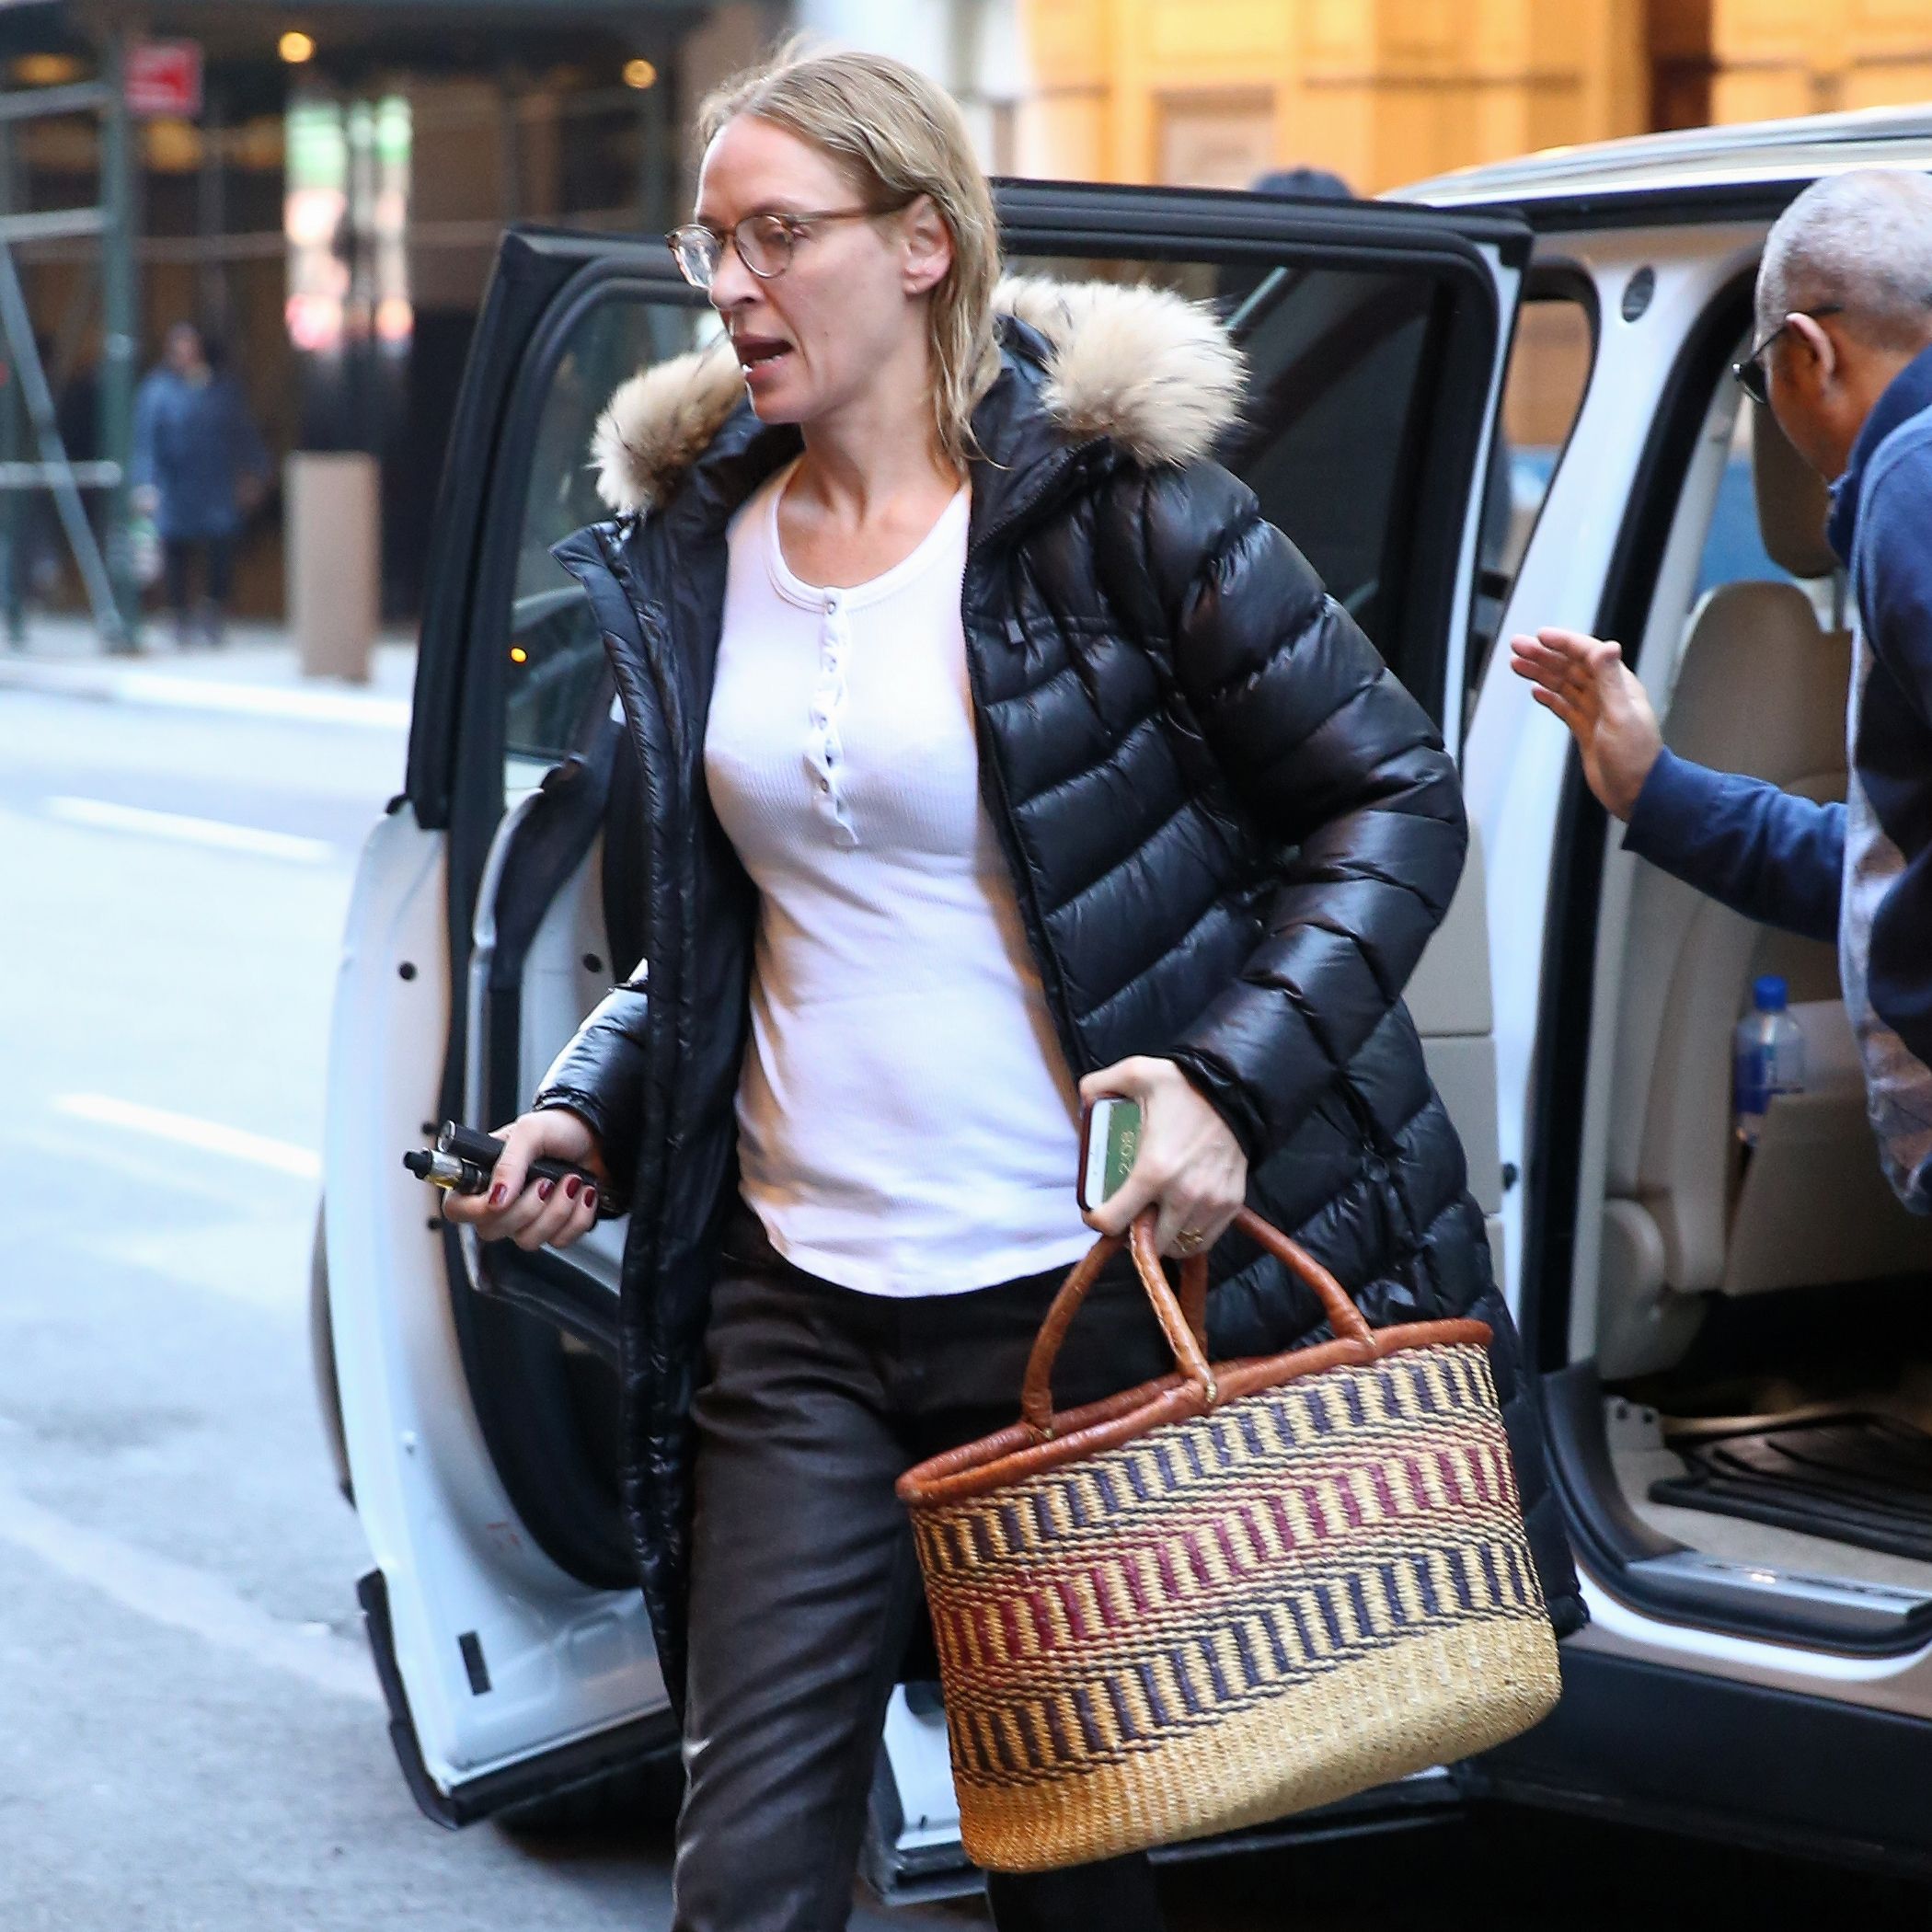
[323, 184, 1527, 1854]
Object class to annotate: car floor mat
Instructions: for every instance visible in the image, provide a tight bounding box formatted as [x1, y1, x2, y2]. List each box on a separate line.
[1649, 1411, 1932, 1563]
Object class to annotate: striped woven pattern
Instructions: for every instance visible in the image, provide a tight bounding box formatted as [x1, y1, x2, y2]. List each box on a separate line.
[910, 1341, 1561, 1869]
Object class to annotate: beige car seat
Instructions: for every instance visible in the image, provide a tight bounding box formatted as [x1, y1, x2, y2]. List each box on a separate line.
[1597, 407, 1932, 1379]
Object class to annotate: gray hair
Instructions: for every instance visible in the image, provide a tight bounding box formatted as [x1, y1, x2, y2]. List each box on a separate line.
[1758, 167, 1932, 351]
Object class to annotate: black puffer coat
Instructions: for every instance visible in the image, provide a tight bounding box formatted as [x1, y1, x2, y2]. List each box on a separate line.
[538, 276, 1583, 1708]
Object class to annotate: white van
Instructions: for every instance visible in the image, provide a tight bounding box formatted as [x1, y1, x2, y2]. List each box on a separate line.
[316, 105, 1932, 1892]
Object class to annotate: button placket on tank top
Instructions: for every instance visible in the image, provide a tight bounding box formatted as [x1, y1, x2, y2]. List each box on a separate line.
[707, 465, 1092, 1297]
[805, 586, 858, 848]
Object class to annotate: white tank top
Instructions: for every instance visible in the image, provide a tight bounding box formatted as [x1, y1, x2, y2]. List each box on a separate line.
[702, 460, 1093, 1295]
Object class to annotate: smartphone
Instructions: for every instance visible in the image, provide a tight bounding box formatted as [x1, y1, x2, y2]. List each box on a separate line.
[1077, 1095, 1143, 1210]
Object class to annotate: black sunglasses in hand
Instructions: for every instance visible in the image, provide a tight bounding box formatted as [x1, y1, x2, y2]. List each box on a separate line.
[1731, 304, 1846, 406]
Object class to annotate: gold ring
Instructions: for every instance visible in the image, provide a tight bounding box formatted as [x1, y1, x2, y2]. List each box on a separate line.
[1175, 1227, 1205, 1255]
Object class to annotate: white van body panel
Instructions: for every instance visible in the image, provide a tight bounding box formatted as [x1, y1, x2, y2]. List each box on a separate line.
[1463, 224, 1762, 1318]
[1456, 215, 1932, 1710]
[325, 805, 666, 1799]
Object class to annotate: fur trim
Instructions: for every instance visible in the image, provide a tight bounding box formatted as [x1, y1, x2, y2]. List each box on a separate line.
[991, 274, 1246, 469]
[591, 337, 745, 515]
[589, 276, 1248, 514]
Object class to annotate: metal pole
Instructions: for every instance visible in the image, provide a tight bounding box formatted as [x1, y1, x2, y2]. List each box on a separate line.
[0, 239, 122, 638]
[98, 25, 139, 651]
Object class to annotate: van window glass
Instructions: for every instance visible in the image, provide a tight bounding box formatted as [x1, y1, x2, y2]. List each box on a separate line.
[1009, 251, 1505, 730]
[501, 296, 711, 789]
[1467, 293, 1594, 727]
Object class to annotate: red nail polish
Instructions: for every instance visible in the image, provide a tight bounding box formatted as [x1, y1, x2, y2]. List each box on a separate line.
[584, 1187, 598, 1213]
[536, 1179, 554, 1202]
[564, 1175, 581, 1200]
[488, 1182, 507, 1208]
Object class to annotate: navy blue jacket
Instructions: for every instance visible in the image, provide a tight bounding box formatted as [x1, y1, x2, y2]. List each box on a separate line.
[1624, 342, 1932, 1074]
[131, 367, 270, 541]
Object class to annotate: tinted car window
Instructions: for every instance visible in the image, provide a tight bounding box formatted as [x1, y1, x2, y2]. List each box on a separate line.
[1012, 250, 1501, 727]
[502, 296, 710, 785]
[1467, 293, 1594, 730]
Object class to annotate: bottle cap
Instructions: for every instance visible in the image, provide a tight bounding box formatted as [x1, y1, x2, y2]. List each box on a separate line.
[1753, 973, 1788, 1013]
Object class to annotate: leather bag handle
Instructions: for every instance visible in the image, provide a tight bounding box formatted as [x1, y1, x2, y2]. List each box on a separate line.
[1229, 1204, 1373, 1346]
[1021, 1213, 1209, 1434]
[1018, 1203, 1373, 1437]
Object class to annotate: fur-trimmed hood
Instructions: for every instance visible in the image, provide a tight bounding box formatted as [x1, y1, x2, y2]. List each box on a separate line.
[589, 274, 1248, 517]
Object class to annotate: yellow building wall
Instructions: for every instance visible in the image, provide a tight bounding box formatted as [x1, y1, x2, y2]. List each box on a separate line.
[1018, 0, 1932, 195]
[1710, 0, 1932, 123]
[1018, 0, 1649, 194]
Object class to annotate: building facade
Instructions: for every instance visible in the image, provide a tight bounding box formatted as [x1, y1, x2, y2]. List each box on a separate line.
[1012, 1, 1932, 195]
[0, 0, 782, 625]
[6, 0, 1932, 630]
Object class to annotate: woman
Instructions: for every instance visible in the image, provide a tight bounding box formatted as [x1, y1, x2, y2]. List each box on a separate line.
[131, 322, 271, 648]
[448, 45, 1581, 1932]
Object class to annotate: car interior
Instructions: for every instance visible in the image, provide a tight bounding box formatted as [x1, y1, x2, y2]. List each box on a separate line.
[1584, 365, 1932, 1616]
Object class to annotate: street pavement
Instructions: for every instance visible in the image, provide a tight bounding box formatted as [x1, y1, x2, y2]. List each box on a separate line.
[0, 647, 943, 1931]
[2, 638, 1928, 1928]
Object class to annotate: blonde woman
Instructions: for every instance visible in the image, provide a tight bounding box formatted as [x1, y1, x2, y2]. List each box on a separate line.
[447, 44, 1580, 1932]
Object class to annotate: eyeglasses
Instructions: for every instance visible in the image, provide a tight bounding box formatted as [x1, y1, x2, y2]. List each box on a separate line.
[1731, 304, 1846, 405]
[667, 202, 913, 291]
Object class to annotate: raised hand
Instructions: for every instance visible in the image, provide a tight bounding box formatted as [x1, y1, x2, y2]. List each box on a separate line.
[1509, 626, 1664, 822]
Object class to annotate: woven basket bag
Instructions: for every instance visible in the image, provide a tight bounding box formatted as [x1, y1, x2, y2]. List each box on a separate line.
[896, 1205, 1562, 1872]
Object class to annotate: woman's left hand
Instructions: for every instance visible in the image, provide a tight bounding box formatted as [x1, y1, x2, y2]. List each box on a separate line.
[1078, 1057, 1248, 1259]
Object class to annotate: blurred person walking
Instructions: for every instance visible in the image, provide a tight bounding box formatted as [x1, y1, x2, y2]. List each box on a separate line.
[447, 42, 1580, 1932]
[131, 322, 270, 648]
[1512, 169, 1932, 1210]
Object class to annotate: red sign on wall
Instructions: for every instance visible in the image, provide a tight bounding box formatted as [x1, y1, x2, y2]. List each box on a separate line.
[124, 40, 203, 119]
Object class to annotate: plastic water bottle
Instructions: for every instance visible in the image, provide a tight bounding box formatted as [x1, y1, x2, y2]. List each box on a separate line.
[1734, 974, 1807, 1147]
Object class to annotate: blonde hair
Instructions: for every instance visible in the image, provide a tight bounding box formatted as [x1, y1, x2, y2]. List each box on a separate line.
[696, 42, 1003, 470]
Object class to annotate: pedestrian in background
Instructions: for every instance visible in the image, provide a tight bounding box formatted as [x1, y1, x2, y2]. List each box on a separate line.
[131, 321, 271, 648]
[1512, 169, 1932, 1209]
[448, 41, 1580, 1932]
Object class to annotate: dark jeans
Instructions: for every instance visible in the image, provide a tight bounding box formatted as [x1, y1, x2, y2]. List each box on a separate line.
[162, 535, 233, 627]
[673, 1204, 1177, 1932]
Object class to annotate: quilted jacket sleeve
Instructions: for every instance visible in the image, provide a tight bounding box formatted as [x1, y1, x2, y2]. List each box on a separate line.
[530, 966, 650, 1220]
[1117, 461, 1468, 1164]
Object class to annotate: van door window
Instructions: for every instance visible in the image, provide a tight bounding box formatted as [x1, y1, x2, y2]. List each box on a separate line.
[1467, 290, 1595, 730]
[1008, 250, 1512, 731]
[501, 296, 712, 792]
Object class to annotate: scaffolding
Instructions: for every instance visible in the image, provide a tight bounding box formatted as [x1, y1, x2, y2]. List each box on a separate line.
[0, 34, 138, 650]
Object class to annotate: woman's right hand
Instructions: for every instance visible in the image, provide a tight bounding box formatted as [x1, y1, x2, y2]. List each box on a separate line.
[439, 1107, 608, 1252]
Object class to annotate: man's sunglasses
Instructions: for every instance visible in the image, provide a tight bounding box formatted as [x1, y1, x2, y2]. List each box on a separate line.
[1731, 305, 1846, 405]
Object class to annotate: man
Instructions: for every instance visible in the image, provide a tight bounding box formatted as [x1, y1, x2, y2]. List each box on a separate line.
[1511, 167, 1932, 1209]
[131, 322, 270, 648]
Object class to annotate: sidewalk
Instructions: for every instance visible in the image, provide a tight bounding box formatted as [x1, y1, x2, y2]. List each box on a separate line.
[0, 614, 416, 729]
